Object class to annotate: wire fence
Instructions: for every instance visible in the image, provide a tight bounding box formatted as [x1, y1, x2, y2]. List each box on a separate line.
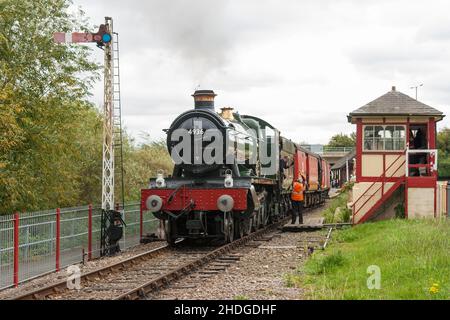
[0, 202, 159, 290]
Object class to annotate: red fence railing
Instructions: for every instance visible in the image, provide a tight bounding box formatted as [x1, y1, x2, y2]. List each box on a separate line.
[0, 202, 159, 290]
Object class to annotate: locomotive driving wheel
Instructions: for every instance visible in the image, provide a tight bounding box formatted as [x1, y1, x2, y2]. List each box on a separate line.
[164, 217, 177, 246]
[235, 217, 250, 239]
[223, 212, 234, 243]
[244, 217, 252, 236]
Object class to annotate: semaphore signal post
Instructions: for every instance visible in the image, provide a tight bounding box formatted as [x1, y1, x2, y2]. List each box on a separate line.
[54, 17, 125, 256]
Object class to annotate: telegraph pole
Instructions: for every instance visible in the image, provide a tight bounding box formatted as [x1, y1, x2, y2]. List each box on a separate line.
[410, 83, 423, 100]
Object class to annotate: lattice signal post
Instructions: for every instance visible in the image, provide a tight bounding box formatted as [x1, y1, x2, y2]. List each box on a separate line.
[54, 17, 125, 256]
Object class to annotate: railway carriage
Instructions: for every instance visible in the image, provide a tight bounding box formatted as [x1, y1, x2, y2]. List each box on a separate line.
[141, 90, 330, 245]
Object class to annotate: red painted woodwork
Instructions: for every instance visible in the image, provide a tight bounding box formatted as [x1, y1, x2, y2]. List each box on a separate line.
[357, 178, 404, 224]
[356, 118, 363, 181]
[428, 117, 436, 149]
[351, 153, 405, 222]
[407, 176, 436, 188]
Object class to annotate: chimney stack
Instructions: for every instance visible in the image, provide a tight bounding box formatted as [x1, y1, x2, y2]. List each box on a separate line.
[392, 86, 396, 91]
[220, 107, 235, 121]
[192, 90, 217, 111]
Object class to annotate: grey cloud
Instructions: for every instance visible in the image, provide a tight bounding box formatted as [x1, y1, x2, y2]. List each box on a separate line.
[73, 0, 450, 144]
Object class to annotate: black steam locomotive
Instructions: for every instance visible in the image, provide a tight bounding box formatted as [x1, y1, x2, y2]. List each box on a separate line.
[141, 90, 330, 245]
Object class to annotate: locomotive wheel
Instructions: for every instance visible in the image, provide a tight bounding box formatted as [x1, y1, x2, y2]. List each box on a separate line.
[257, 202, 268, 228]
[224, 212, 234, 243]
[165, 218, 177, 246]
[243, 217, 252, 236]
[263, 202, 270, 226]
[234, 218, 244, 239]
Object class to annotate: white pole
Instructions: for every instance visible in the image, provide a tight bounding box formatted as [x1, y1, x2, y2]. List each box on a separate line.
[101, 17, 115, 211]
[346, 159, 349, 183]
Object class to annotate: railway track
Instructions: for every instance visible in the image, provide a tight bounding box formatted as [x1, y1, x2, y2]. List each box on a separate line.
[12, 201, 341, 301]
[13, 217, 291, 300]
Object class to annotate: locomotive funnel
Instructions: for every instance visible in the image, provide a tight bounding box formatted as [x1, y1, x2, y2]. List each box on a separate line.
[192, 90, 217, 111]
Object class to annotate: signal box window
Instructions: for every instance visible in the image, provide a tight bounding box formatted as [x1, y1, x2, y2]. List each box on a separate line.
[363, 125, 406, 151]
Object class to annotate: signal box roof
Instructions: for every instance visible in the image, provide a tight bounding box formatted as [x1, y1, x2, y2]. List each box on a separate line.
[348, 86, 444, 123]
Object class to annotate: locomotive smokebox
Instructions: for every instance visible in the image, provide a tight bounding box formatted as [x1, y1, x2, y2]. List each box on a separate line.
[192, 90, 217, 111]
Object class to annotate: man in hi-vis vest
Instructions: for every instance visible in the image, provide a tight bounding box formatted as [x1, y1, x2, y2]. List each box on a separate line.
[291, 176, 305, 224]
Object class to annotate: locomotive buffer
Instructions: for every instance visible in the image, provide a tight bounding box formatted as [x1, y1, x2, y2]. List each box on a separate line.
[54, 17, 126, 256]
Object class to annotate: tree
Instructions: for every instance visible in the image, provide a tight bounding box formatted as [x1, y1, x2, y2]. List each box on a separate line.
[0, 0, 100, 213]
[0, 0, 175, 214]
[327, 133, 356, 148]
[437, 127, 450, 178]
[121, 135, 173, 202]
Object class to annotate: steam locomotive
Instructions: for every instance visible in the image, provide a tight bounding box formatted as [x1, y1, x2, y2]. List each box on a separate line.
[141, 90, 330, 245]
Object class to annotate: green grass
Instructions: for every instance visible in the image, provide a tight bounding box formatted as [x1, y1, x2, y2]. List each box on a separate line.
[322, 191, 352, 223]
[293, 219, 450, 299]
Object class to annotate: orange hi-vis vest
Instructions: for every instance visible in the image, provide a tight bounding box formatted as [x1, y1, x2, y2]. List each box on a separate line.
[291, 182, 304, 201]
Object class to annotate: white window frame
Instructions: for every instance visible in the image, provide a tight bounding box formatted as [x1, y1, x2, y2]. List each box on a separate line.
[363, 125, 406, 152]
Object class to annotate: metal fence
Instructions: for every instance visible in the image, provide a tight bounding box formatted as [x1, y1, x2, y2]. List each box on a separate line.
[300, 145, 355, 154]
[0, 202, 159, 290]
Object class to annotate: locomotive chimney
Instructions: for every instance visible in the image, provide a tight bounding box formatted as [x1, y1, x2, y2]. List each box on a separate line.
[220, 107, 235, 121]
[192, 90, 217, 111]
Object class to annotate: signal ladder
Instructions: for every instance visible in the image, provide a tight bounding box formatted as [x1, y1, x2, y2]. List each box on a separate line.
[112, 32, 125, 213]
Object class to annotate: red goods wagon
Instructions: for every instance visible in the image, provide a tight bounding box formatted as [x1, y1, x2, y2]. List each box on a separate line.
[307, 154, 320, 191]
[321, 159, 331, 189]
[294, 149, 308, 181]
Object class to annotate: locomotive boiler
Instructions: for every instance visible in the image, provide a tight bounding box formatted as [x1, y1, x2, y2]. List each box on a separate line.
[141, 90, 330, 245]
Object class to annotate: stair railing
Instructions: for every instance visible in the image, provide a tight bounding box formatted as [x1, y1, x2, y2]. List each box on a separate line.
[351, 152, 406, 222]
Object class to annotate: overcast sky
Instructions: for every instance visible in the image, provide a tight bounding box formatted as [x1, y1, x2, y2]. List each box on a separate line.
[72, 0, 449, 145]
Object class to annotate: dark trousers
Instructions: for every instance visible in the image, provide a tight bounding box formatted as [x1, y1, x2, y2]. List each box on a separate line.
[291, 200, 304, 224]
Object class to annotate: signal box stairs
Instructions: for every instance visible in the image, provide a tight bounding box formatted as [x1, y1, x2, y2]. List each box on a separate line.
[351, 154, 406, 224]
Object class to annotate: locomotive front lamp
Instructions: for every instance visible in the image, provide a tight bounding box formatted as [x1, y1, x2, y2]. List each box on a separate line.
[217, 195, 234, 212]
[155, 169, 166, 188]
[224, 169, 234, 188]
[146, 195, 163, 213]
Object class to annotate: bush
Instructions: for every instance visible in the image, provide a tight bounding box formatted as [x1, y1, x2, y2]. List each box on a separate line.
[341, 182, 355, 193]
[339, 208, 352, 223]
[322, 191, 350, 223]
[394, 203, 405, 219]
[438, 156, 450, 179]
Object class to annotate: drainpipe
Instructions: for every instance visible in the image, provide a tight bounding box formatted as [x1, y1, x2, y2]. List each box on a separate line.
[346, 159, 349, 183]
[447, 183, 450, 217]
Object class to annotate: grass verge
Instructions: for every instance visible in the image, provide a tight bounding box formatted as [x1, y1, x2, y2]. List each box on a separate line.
[322, 190, 351, 223]
[290, 219, 449, 299]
